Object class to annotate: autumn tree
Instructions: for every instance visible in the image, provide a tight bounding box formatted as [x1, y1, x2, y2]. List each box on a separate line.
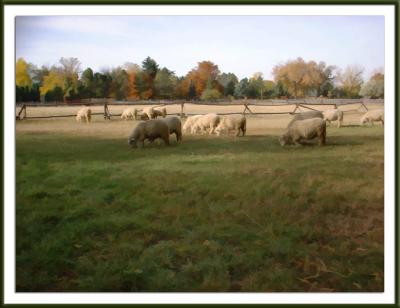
[16, 58, 33, 88]
[359, 71, 384, 98]
[182, 61, 221, 98]
[273, 58, 335, 98]
[124, 62, 141, 100]
[39, 67, 65, 101]
[336, 65, 364, 98]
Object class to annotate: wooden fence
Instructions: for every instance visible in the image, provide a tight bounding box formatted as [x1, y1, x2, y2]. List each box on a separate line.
[16, 99, 381, 121]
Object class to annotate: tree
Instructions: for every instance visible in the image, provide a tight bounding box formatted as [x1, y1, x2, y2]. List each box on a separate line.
[16, 58, 33, 88]
[273, 58, 335, 98]
[359, 72, 384, 98]
[39, 68, 64, 101]
[248, 72, 264, 99]
[200, 89, 222, 101]
[182, 61, 220, 98]
[217, 72, 238, 96]
[234, 78, 250, 98]
[79, 67, 95, 98]
[109, 67, 129, 100]
[263, 80, 276, 98]
[154, 68, 177, 99]
[188, 80, 196, 100]
[59, 57, 81, 100]
[93, 72, 112, 98]
[336, 65, 364, 98]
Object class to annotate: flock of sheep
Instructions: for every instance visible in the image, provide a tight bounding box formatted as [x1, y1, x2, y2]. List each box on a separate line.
[74, 105, 384, 148]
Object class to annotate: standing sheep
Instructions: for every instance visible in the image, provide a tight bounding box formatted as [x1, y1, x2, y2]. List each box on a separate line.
[128, 119, 170, 148]
[191, 113, 220, 134]
[182, 115, 202, 133]
[360, 109, 384, 126]
[215, 114, 246, 136]
[323, 109, 344, 128]
[121, 107, 137, 120]
[162, 116, 182, 142]
[279, 118, 326, 146]
[76, 107, 91, 123]
[287, 110, 323, 128]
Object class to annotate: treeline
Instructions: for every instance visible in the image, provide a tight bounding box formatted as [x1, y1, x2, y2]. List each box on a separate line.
[16, 56, 384, 103]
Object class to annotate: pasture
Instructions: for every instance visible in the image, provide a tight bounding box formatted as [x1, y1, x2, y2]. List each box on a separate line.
[16, 104, 384, 292]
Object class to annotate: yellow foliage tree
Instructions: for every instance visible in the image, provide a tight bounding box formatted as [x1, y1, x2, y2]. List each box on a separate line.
[39, 69, 64, 97]
[16, 58, 32, 88]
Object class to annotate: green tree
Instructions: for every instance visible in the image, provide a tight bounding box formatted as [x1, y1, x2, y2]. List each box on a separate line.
[234, 78, 250, 98]
[154, 68, 178, 99]
[336, 65, 364, 98]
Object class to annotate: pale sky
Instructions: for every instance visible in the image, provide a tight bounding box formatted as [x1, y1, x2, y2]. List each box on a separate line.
[16, 15, 384, 80]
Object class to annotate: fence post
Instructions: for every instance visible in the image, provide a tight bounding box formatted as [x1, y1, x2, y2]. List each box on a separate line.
[180, 102, 184, 118]
[16, 104, 26, 120]
[104, 103, 111, 120]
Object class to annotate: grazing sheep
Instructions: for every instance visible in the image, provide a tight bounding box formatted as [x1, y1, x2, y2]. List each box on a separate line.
[360, 109, 384, 126]
[76, 107, 91, 123]
[191, 113, 220, 134]
[128, 119, 170, 148]
[143, 106, 167, 119]
[215, 114, 246, 136]
[142, 106, 155, 120]
[323, 109, 344, 128]
[162, 116, 182, 142]
[182, 115, 203, 133]
[287, 110, 323, 128]
[153, 107, 167, 118]
[279, 118, 326, 146]
[121, 107, 137, 120]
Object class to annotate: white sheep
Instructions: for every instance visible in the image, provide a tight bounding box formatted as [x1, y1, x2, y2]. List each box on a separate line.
[215, 114, 246, 136]
[279, 118, 326, 146]
[121, 107, 137, 120]
[182, 115, 203, 133]
[128, 119, 170, 148]
[323, 109, 344, 128]
[153, 107, 167, 118]
[142, 106, 167, 119]
[287, 110, 323, 128]
[76, 107, 91, 123]
[360, 109, 384, 126]
[191, 113, 220, 134]
[162, 116, 182, 142]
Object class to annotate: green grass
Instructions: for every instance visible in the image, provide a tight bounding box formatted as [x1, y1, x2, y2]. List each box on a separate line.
[16, 126, 384, 292]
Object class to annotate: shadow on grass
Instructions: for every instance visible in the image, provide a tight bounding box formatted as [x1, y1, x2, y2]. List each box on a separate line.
[16, 131, 383, 165]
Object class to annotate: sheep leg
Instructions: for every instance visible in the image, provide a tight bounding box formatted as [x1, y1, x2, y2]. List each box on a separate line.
[381, 119, 384, 126]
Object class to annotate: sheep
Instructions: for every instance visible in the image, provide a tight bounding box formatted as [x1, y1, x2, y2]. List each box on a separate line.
[142, 106, 167, 119]
[142, 106, 155, 120]
[279, 118, 326, 146]
[360, 109, 384, 126]
[162, 116, 182, 142]
[215, 114, 246, 136]
[323, 109, 344, 128]
[182, 115, 203, 133]
[121, 107, 137, 120]
[191, 113, 220, 134]
[76, 107, 91, 123]
[128, 119, 170, 148]
[153, 107, 167, 118]
[287, 110, 323, 128]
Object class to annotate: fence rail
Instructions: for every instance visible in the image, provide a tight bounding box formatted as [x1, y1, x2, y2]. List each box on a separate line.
[16, 99, 381, 121]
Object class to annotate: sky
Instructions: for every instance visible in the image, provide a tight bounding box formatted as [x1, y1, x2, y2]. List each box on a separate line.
[16, 15, 384, 80]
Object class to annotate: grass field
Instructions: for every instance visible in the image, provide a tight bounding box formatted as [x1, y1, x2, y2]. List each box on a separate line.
[16, 111, 384, 292]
